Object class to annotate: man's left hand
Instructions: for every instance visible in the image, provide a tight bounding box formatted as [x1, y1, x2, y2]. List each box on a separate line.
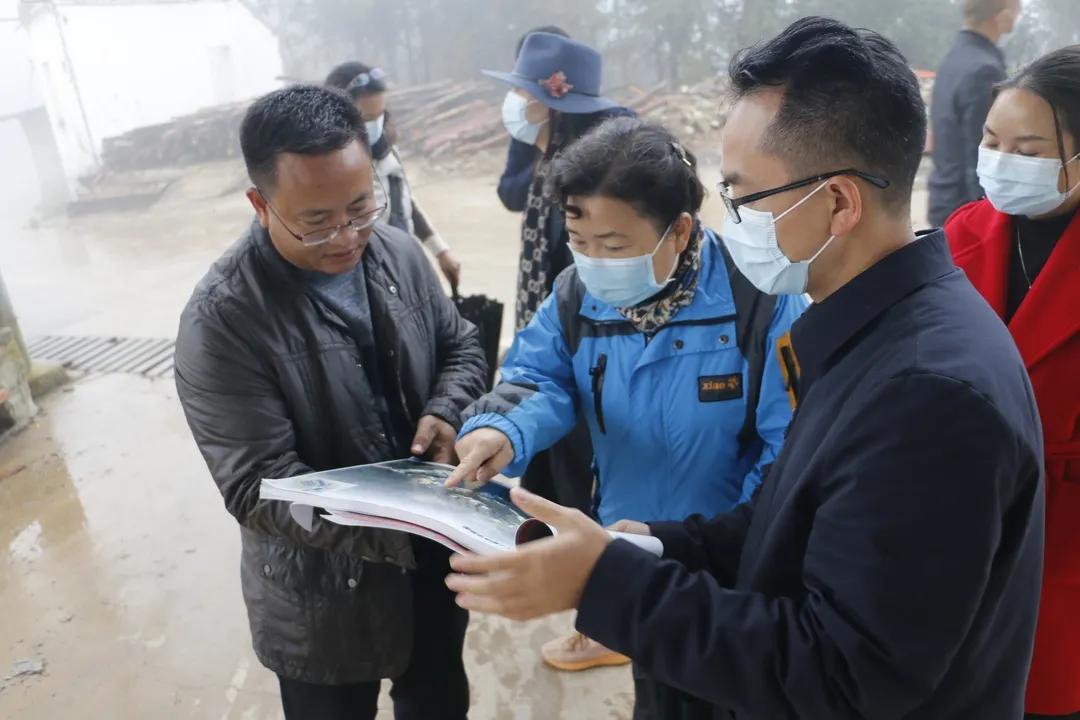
[445, 487, 612, 621]
[412, 415, 458, 464]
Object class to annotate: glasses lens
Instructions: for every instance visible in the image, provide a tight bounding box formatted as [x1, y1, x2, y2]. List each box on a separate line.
[719, 187, 741, 225]
[352, 205, 386, 231]
[301, 228, 337, 247]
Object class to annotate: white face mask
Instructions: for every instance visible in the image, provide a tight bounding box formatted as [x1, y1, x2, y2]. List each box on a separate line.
[365, 113, 386, 147]
[721, 181, 836, 296]
[501, 92, 547, 146]
[978, 146, 1080, 217]
[571, 222, 677, 308]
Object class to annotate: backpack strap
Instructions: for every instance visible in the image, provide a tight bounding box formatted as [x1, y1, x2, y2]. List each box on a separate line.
[721, 241, 779, 458]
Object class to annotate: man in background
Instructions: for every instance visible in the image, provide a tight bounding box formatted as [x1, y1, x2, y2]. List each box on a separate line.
[928, 0, 1021, 225]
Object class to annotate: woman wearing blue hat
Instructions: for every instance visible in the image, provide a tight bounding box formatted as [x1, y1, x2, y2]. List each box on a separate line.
[497, 25, 571, 214]
[484, 31, 634, 331]
[482, 30, 637, 675]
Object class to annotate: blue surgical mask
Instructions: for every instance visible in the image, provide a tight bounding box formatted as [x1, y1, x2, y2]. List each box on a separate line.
[365, 113, 386, 147]
[978, 146, 1080, 217]
[501, 92, 547, 146]
[571, 222, 677, 308]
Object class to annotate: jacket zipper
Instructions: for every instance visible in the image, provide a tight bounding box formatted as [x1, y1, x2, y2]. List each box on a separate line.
[589, 353, 608, 434]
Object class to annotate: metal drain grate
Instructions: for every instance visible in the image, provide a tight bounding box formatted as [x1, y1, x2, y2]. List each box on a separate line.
[28, 335, 175, 378]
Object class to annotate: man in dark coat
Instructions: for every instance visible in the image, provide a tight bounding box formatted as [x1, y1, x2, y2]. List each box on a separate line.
[175, 85, 487, 720]
[928, 0, 1021, 225]
[447, 18, 1045, 720]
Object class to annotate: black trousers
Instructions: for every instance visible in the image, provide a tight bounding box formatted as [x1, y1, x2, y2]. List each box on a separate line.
[632, 665, 727, 720]
[278, 541, 469, 720]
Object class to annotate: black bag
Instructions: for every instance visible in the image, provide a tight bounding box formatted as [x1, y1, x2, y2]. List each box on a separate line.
[452, 287, 504, 391]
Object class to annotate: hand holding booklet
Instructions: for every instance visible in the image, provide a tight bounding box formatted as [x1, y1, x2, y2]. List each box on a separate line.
[260, 458, 663, 557]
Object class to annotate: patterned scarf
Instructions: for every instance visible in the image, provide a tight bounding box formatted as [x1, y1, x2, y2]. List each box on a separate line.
[515, 152, 560, 330]
[617, 224, 704, 334]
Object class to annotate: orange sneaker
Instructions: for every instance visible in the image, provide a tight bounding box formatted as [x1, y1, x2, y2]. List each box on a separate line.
[541, 631, 631, 672]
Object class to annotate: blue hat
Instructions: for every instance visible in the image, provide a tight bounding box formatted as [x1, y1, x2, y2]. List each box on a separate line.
[482, 32, 617, 114]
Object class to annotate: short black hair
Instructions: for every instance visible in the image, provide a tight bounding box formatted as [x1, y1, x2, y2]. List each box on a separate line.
[997, 45, 1080, 185]
[549, 117, 706, 234]
[325, 61, 386, 98]
[729, 16, 926, 211]
[516, 25, 570, 58]
[239, 84, 369, 191]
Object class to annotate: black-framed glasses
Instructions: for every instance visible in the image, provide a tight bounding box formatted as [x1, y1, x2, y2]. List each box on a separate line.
[257, 178, 388, 248]
[718, 169, 891, 224]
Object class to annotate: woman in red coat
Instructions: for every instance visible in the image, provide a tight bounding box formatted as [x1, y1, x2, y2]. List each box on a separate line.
[946, 46, 1080, 719]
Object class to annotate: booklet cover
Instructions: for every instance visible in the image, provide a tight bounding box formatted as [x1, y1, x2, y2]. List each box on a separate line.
[260, 458, 663, 557]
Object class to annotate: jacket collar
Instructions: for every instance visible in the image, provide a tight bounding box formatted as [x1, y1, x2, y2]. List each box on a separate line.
[1009, 209, 1080, 369]
[958, 29, 1005, 63]
[248, 218, 402, 333]
[250, 217, 397, 290]
[791, 231, 957, 394]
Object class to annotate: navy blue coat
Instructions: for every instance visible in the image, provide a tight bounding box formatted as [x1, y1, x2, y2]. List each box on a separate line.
[576, 232, 1045, 719]
[497, 139, 538, 213]
[928, 31, 1006, 226]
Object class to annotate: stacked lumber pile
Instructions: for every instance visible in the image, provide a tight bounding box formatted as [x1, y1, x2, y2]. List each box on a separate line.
[93, 75, 729, 174]
[387, 76, 729, 159]
[100, 102, 248, 172]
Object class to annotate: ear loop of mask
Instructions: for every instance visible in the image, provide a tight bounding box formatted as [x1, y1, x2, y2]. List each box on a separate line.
[777, 181, 835, 264]
[1061, 151, 1080, 196]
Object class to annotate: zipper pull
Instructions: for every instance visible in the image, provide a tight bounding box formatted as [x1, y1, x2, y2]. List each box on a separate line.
[590, 354, 608, 434]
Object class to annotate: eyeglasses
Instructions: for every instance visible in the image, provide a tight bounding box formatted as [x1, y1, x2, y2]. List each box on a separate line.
[257, 180, 388, 248]
[347, 67, 385, 92]
[718, 169, 890, 224]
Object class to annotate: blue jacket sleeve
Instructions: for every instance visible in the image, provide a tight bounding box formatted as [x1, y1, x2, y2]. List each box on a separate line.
[497, 140, 538, 213]
[738, 293, 809, 503]
[459, 291, 578, 476]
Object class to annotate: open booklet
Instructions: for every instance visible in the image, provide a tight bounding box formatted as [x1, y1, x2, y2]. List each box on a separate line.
[260, 458, 663, 557]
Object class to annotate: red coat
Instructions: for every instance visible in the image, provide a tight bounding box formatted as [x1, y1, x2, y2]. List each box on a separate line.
[946, 199, 1080, 715]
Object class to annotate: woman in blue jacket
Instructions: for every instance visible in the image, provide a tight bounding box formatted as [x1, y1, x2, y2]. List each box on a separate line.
[449, 117, 806, 720]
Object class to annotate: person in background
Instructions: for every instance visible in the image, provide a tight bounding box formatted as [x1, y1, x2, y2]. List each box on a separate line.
[497, 25, 571, 213]
[449, 117, 806, 719]
[326, 61, 463, 289]
[928, 0, 1022, 225]
[446, 17, 1045, 719]
[945, 45, 1080, 720]
[481, 29, 634, 673]
[484, 31, 635, 332]
[174, 85, 487, 720]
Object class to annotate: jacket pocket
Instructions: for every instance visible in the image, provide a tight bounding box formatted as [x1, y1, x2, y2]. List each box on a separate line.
[256, 536, 371, 598]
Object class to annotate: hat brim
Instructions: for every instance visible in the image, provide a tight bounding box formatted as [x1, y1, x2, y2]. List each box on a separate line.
[482, 70, 617, 114]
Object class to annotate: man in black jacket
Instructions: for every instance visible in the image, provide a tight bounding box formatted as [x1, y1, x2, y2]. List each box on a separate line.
[175, 85, 486, 720]
[928, 0, 1021, 226]
[446, 18, 1045, 720]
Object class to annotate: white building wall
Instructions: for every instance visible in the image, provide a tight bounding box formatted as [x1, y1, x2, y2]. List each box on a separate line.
[1, 4, 48, 215]
[23, 0, 283, 185]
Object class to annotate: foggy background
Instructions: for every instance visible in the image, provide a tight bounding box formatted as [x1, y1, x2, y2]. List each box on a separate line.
[2, 0, 1078, 229]
[1, 3, 1079, 718]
